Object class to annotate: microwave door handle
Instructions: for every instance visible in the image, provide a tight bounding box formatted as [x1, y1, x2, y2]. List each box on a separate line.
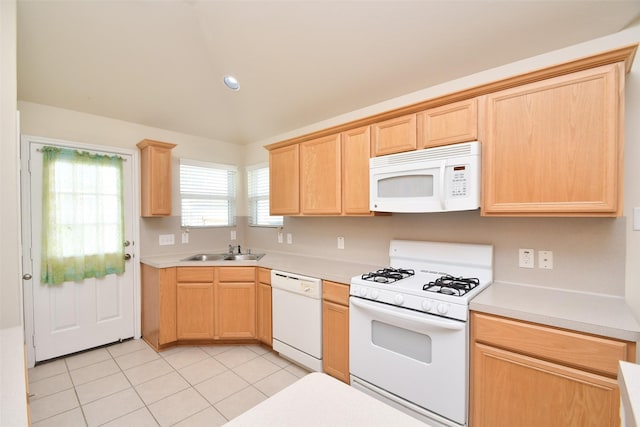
[439, 161, 447, 210]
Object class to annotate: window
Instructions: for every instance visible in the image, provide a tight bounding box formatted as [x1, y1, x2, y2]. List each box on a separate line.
[247, 164, 283, 227]
[41, 147, 125, 285]
[180, 159, 237, 227]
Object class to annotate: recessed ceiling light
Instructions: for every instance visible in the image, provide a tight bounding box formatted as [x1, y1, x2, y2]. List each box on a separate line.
[223, 75, 240, 91]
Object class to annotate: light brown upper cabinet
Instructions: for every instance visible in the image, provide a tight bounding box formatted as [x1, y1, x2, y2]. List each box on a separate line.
[269, 144, 300, 215]
[482, 63, 624, 216]
[342, 126, 372, 215]
[137, 139, 176, 217]
[417, 98, 478, 148]
[300, 134, 342, 215]
[371, 113, 417, 156]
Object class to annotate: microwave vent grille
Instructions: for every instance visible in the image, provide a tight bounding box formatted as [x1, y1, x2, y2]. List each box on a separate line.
[370, 141, 479, 168]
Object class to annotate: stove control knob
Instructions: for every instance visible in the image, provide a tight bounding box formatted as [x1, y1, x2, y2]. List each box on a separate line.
[359, 287, 368, 297]
[371, 289, 380, 300]
[437, 303, 449, 314]
[421, 300, 433, 311]
[393, 294, 404, 305]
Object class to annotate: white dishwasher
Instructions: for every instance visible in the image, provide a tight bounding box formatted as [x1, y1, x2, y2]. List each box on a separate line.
[271, 270, 322, 372]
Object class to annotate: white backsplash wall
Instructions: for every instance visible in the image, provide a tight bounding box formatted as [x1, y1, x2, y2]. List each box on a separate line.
[139, 216, 247, 257]
[245, 211, 626, 296]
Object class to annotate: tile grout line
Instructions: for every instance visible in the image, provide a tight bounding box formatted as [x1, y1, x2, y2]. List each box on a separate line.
[30, 341, 307, 427]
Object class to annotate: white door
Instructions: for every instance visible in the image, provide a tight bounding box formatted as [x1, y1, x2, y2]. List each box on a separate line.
[22, 136, 138, 363]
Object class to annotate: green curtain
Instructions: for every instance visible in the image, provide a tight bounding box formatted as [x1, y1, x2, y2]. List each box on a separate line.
[41, 147, 125, 285]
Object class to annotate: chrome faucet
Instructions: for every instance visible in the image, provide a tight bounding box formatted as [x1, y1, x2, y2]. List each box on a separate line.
[228, 244, 241, 254]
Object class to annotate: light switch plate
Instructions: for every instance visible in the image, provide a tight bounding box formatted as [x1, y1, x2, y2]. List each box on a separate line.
[286, 233, 293, 244]
[277, 232, 283, 244]
[230, 230, 237, 240]
[181, 231, 189, 244]
[337, 236, 345, 249]
[518, 248, 534, 268]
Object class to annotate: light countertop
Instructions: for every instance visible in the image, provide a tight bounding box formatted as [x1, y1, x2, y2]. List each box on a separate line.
[470, 281, 640, 342]
[142, 251, 640, 342]
[223, 372, 428, 427]
[140, 249, 379, 286]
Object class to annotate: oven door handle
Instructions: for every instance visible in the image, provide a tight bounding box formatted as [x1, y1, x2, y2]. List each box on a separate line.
[350, 297, 465, 331]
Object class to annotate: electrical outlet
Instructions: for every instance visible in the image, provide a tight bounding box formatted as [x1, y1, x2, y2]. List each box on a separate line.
[337, 236, 345, 249]
[519, 248, 534, 268]
[159, 234, 175, 246]
[277, 232, 283, 243]
[539, 250, 553, 269]
[181, 231, 189, 244]
[230, 230, 237, 241]
[286, 233, 293, 244]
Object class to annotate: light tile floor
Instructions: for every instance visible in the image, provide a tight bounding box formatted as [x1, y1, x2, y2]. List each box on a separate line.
[28, 340, 309, 427]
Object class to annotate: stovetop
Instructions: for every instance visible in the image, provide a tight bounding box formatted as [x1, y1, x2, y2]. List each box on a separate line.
[349, 240, 493, 321]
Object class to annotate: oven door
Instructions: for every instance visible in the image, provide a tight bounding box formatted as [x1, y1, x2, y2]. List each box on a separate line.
[349, 296, 468, 426]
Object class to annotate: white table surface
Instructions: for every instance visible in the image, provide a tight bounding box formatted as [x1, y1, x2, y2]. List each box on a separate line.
[223, 373, 429, 427]
[620, 361, 640, 427]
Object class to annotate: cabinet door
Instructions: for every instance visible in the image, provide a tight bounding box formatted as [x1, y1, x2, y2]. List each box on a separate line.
[472, 343, 620, 427]
[137, 139, 176, 217]
[269, 144, 300, 215]
[300, 134, 342, 214]
[216, 282, 256, 339]
[417, 98, 478, 148]
[322, 300, 349, 384]
[342, 126, 372, 215]
[483, 63, 622, 216]
[371, 113, 417, 156]
[257, 282, 272, 345]
[176, 282, 214, 339]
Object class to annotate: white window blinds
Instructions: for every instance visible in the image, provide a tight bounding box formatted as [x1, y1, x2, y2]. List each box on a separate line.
[247, 165, 283, 227]
[180, 159, 237, 227]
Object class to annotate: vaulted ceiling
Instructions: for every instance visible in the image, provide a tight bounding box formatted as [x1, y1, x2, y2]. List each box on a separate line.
[17, 0, 640, 144]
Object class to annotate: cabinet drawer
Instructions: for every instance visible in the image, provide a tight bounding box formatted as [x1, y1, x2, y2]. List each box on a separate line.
[471, 312, 634, 377]
[322, 280, 350, 306]
[258, 267, 271, 285]
[218, 267, 256, 282]
[177, 267, 214, 282]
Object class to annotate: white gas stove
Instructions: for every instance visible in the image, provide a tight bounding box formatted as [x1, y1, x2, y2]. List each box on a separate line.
[349, 240, 493, 427]
[350, 240, 493, 321]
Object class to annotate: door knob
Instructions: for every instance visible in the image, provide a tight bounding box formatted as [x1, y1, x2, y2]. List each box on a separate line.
[22, 274, 32, 280]
[124, 254, 132, 260]
[123, 240, 131, 247]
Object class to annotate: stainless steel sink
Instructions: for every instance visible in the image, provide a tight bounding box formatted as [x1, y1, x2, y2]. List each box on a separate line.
[223, 253, 265, 261]
[181, 253, 265, 262]
[181, 253, 226, 261]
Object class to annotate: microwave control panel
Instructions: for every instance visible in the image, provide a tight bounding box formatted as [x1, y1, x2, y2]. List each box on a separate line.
[449, 165, 469, 198]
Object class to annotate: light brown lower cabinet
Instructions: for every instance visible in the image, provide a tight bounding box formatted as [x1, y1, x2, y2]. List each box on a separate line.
[257, 268, 273, 346]
[470, 311, 636, 427]
[142, 264, 262, 349]
[141, 264, 177, 350]
[322, 280, 350, 384]
[215, 267, 256, 339]
[176, 267, 215, 340]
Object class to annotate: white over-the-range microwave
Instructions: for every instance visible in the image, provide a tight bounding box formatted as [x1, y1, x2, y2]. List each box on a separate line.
[369, 141, 481, 213]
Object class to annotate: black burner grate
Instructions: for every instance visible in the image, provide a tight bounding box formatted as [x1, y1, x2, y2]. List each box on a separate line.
[361, 268, 415, 284]
[422, 275, 480, 296]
